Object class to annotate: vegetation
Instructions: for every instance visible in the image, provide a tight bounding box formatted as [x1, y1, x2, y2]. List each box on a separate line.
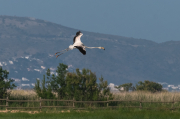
[0, 67, 16, 98]
[136, 80, 162, 92]
[113, 91, 179, 102]
[116, 80, 162, 93]
[115, 83, 135, 92]
[1, 90, 180, 111]
[0, 64, 173, 110]
[34, 72, 55, 99]
[9, 90, 37, 100]
[7, 90, 180, 102]
[0, 109, 180, 119]
[34, 63, 113, 101]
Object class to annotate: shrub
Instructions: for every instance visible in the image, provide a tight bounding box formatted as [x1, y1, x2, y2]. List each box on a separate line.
[0, 67, 16, 98]
[34, 70, 55, 99]
[136, 80, 162, 93]
[34, 63, 113, 101]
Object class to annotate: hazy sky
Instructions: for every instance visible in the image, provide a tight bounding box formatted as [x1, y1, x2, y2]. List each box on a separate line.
[0, 0, 180, 42]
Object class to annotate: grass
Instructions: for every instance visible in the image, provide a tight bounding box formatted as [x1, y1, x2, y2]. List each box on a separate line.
[113, 91, 180, 102]
[1, 109, 180, 119]
[8, 90, 180, 101]
[2, 90, 180, 118]
[8, 90, 38, 99]
[2, 90, 180, 110]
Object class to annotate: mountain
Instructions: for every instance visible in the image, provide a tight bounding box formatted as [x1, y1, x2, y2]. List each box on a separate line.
[0, 15, 180, 88]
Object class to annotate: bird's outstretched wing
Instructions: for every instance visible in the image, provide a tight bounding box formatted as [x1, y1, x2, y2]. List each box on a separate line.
[73, 31, 83, 44]
[75, 46, 86, 55]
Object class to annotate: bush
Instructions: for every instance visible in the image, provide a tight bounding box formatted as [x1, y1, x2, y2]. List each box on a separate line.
[66, 69, 113, 101]
[136, 80, 162, 93]
[0, 67, 16, 98]
[115, 83, 135, 92]
[34, 63, 113, 101]
[34, 70, 55, 99]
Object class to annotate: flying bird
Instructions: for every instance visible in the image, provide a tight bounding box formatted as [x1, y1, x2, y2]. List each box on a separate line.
[55, 31, 105, 58]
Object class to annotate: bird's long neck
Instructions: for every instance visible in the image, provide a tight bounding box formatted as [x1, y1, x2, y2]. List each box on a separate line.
[86, 46, 101, 49]
[85, 46, 105, 50]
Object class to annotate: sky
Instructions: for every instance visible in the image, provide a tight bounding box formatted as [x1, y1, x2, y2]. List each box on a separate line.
[0, 0, 180, 43]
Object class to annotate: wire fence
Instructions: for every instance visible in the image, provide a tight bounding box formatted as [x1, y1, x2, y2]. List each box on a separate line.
[1, 97, 180, 111]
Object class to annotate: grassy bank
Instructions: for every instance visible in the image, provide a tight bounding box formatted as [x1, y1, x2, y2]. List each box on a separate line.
[8, 90, 38, 99]
[0, 109, 180, 119]
[1, 90, 180, 110]
[8, 90, 180, 101]
[113, 91, 180, 101]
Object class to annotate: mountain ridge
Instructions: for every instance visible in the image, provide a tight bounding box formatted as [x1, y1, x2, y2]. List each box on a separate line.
[0, 15, 180, 87]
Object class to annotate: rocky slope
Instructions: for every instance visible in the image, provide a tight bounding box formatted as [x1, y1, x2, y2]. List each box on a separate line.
[0, 16, 180, 88]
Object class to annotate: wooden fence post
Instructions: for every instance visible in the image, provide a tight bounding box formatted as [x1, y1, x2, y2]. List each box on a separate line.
[140, 100, 142, 109]
[6, 97, 8, 111]
[172, 97, 174, 112]
[107, 99, 109, 107]
[39, 97, 41, 112]
[73, 98, 74, 108]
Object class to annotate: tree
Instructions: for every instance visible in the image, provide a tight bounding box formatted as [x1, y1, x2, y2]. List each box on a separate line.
[136, 80, 162, 93]
[65, 69, 113, 101]
[98, 76, 113, 100]
[66, 68, 99, 101]
[47, 63, 68, 99]
[0, 67, 16, 98]
[34, 63, 113, 101]
[34, 71, 55, 99]
[35, 63, 68, 99]
[115, 83, 135, 92]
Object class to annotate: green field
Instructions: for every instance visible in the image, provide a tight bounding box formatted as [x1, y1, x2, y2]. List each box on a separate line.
[2, 90, 180, 119]
[1, 109, 180, 119]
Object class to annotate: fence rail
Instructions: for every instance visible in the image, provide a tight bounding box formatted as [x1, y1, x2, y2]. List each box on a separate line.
[0, 98, 179, 111]
[41, 99, 73, 102]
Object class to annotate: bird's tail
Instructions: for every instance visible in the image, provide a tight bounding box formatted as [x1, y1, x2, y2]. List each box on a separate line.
[69, 45, 74, 50]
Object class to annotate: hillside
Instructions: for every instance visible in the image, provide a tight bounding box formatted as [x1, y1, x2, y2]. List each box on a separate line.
[0, 16, 180, 88]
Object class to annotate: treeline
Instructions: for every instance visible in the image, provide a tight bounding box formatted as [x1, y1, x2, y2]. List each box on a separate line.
[0, 67, 16, 98]
[115, 81, 163, 93]
[34, 63, 113, 101]
[0, 64, 163, 100]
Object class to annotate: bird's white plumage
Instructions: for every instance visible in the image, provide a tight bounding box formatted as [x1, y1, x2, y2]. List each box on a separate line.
[73, 33, 83, 46]
[69, 33, 84, 50]
[55, 31, 105, 58]
[69, 45, 74, 50]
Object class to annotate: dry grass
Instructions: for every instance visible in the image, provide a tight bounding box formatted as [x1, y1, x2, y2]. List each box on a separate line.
[0, 110, 71, 114]
[113, 91, 180, 102]
[0, 110, 40, 114]
[8, 89, 37, 99]
[2, 90, 180, 111]
[6, 90, 180, 102]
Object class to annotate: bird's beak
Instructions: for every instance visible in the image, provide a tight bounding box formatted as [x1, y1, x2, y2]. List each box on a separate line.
[101, 47, 105, 50]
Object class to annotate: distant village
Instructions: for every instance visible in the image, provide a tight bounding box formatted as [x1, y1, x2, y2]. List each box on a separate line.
[159, 82, 180, 92]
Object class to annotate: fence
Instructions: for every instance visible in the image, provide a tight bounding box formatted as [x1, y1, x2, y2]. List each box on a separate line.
[0, 97, 180, 111]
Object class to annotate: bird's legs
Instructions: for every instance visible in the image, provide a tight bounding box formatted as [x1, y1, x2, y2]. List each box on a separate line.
[55, 48, 70, 58]
[55, 51, 67, 58]
[55, 48, 70, 55]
